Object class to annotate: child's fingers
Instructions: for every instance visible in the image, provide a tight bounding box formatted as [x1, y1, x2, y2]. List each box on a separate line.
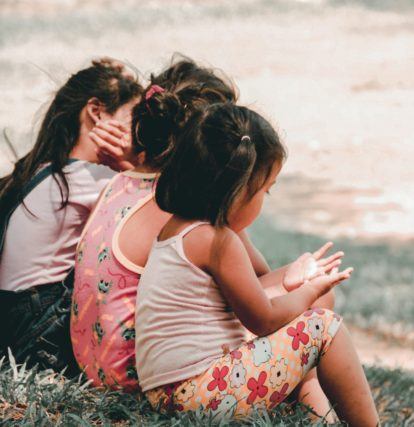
[95, 121, 126, 139]
[105, 120, 129, 133]
[308, 266, 353, 295]
[312, 242, 333, 260]
[322, 258, 342, 274]
[90, 133, 124, 159]
[92, 127, 125, 148]
[317, 251, 344, 267]
[330, 267, 353, 285]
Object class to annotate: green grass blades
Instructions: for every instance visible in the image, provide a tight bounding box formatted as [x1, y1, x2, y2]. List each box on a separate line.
[0, 356, 413, 426]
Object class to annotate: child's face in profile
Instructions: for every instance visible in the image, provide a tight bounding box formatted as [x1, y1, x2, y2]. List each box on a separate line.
[228, 161, 282, 232]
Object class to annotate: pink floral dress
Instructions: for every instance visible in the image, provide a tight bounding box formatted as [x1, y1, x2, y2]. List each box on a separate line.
[70, 170, 157, 391]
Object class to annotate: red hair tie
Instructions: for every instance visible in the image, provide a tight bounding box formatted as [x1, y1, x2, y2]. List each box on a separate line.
[145, 85, 164, 102]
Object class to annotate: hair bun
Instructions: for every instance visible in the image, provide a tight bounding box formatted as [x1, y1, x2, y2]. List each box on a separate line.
[145, 89, 183, 126]
[133, 87, 185, 168]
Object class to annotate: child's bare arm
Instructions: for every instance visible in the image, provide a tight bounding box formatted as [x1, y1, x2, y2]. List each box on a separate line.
[237, 230, 270, 276]
[209, 228, 352, 337]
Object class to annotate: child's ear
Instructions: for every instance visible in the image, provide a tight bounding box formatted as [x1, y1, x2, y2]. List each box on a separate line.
[86, 97, 104, 124]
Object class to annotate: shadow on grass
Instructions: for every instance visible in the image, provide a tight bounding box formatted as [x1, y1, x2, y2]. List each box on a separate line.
[249, 216, 414, 337]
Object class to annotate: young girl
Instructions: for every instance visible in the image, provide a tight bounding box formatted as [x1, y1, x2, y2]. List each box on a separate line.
[135, 103, 379, 425]
[70, 57, 237, 390]
[0, 58, 142, 374]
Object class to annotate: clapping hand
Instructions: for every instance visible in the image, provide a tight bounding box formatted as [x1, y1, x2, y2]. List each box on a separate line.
[283, 242, 344, 291]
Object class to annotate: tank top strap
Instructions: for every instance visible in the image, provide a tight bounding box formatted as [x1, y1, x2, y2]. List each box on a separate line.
[177, 221, 210, 239]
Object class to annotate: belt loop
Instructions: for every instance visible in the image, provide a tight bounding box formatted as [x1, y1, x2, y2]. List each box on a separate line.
[30, 288, 42, 316]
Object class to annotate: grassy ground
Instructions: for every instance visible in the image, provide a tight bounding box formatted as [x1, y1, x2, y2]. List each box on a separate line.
[0, 354, 413, 426]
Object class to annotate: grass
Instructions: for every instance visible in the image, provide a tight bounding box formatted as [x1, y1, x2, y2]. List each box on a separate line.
[0, 352, 413, 426]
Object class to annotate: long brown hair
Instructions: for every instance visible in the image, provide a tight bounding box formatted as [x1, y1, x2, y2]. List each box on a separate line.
[0, 58, 142, 216]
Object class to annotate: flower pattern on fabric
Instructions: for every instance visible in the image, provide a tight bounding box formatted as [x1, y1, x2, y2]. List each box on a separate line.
[252, 337, 273, 366]
[328, 314, 342, 338]
[269, 358, 288, 388]
[270, 383, 289, 408]
[175, 382, 196, 403]
[304, 307, 325, 317]
[230, 349, 242, 362]
[207, 366, 229, 392]
[230, 361, 247, 388]
[146, 310, 342, 421]
[210, 394, 238, 421]
[247, 341, 255, 350]
[287, 321, 309, 350]
[301, 350, 309, 366]
[307, 316, 325, 340]
[247, 371, 268, 404]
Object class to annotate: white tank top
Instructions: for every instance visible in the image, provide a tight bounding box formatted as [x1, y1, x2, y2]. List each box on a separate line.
[0, 161, 115, 291]
[135, 222, 246, 392]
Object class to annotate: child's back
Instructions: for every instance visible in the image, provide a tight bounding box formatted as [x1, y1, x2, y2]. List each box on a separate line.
[71, 170, 156, 390]
[135, 221, 246, 391]
[135, 103, 378, 425]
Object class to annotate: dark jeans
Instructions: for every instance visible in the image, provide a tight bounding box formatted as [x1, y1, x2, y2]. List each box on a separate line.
[0, 272, 80, 377]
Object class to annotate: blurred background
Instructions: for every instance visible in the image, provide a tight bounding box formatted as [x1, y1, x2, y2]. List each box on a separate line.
[0, 0, 413, 370]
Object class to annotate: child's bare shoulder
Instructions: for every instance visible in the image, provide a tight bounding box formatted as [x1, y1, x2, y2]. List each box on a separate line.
[183, 224, 239, 271]
[186, 224, 237, 247]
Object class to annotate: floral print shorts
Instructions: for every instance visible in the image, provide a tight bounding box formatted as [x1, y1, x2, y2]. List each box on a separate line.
[146, 308, 342, 421]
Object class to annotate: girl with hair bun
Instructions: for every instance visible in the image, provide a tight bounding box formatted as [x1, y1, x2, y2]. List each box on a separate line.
[70, 56, 238, 391]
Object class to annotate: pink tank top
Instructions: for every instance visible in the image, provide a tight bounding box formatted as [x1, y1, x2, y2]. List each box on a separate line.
[70, 170, 157, 391]
[135, 222, 247, 392]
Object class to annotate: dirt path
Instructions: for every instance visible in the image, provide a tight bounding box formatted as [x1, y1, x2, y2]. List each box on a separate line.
[349, 325, 414, 372]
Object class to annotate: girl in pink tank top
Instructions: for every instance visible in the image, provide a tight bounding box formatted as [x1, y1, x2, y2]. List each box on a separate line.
[71, 170, 156, 390]
[71, 57, 238, 390]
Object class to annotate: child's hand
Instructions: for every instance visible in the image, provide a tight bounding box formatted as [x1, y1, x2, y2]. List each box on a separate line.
[89, 120, 136, 171]
[283, 242, 344, 291]
[305, 266, 354, 299]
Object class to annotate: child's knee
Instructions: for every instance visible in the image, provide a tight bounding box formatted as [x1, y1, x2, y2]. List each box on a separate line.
[298, 308, 342, 345]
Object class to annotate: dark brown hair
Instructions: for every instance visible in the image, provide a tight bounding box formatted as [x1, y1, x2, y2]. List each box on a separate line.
[156, 103, 286, 226]
[0, 58, 142, 215]
[131, 55, 237, 169]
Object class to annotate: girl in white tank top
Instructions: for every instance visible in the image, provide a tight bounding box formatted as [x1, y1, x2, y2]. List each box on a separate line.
[136, 104, 378, 424]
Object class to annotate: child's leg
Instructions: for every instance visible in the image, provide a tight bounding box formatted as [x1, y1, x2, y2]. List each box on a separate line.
[147, 309, 367, 422]
[318, 323, 379, 427]
[267, 284, 335, 421]
[291, 291, 336, 422]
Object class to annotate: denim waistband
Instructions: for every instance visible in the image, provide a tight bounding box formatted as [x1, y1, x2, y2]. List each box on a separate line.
[0, 270, 74, 315]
